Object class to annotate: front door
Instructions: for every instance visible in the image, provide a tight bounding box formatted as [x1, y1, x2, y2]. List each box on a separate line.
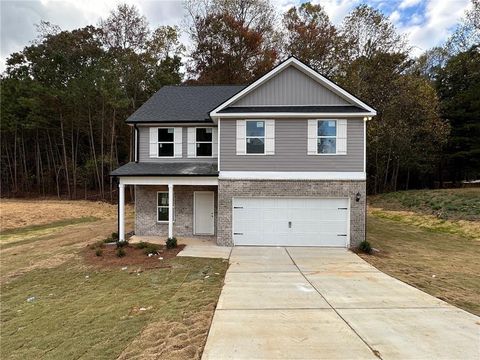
[194, 191, 215, 235]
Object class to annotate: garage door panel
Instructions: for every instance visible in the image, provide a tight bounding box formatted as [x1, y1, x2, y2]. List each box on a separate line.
[263, 220, 289, 233]
[233, 197, 349, 247]
[297, 219, 347, 232]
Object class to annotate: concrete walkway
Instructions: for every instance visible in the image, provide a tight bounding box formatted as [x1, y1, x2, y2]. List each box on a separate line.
[202, 247, 480, 360]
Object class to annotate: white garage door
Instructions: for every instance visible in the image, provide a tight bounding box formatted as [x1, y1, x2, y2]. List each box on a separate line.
[233, 197, 349, 247]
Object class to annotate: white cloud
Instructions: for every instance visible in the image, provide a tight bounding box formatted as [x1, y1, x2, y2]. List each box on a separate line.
[409, 13, 423, 25]
[390, 10, 401, 23]
[398, 0, 422, 9]
[397, 0, 470, 56]
[312, 0, 360, 24]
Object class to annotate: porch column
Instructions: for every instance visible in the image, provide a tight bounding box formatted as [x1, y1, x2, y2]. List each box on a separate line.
[118, 183, 125, 242]
[168, 183, 173, 238]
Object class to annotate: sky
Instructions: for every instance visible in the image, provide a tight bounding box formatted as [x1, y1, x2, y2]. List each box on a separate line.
[0, 0, 472, 72]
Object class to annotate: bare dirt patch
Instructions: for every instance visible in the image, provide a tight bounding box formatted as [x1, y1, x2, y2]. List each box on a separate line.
[0, 199, 131, 231]
[83, 244, 185, 270]
[117, 309, 215, 360]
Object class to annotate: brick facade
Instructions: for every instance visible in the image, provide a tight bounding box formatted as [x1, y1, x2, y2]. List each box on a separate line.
[217, 179, 366, 247]
[134, 180, 366, 248]
[135, 185, 217, 240]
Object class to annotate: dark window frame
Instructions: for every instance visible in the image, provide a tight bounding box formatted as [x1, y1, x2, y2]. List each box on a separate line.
[245, 120, 266, 155]
[195, 127, 213, 157]
[317, 120, 337, 155]
[157, 191, 175, 223]
[157, 128, 175, 157]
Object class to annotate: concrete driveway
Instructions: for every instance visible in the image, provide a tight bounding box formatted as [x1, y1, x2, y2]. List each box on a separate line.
[202, 247, 480, 360]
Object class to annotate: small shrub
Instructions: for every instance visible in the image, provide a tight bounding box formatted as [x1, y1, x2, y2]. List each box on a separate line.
[111, 232, 119, 241]
[166, 237, 177, 249]
[89, 241, 105, 250]
[133, 242, 149, 249]
[143, 244, 161, 255]
[116, 248, 126, 257]
[132, 241, 160, 255]
[358, 240, 373, 254]
[116, 240, 128, 248]
[103, 237, 114, 243]
[95, 248, 103, 257]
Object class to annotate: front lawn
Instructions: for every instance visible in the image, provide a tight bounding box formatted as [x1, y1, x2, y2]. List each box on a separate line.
[1, 255, 227, 360]
[362, 189, 480, 316]
[0, 200, 228, 360]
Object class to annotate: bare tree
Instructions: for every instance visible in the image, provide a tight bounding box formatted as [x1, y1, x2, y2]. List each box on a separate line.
[341, 4, 408, 61]
[99, 3, 149, 52]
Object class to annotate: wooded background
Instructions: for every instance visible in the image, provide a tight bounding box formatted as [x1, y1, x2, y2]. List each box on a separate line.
[1, 0, 479, 199]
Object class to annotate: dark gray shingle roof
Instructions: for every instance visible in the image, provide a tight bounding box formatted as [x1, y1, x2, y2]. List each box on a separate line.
[218, 105, 368, 113]
[126, 85, 246, 123]
[110, 162, 218, 176]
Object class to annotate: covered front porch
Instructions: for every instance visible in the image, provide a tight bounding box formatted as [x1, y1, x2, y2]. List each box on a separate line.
[112, 162, 219, 243]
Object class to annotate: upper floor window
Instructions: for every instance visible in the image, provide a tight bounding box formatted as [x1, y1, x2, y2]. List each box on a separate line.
[246, 120, 265, 154]
[196, 128, 213, 157]
[158, 128, 174, 157]
[317, 120, 337, 154]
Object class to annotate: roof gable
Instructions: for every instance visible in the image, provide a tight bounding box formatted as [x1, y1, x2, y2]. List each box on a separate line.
[232, 66, 350, 106]
[210, 57, 376, 118]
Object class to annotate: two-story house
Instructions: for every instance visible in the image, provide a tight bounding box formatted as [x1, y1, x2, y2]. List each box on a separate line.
[111, 57, 376, 248]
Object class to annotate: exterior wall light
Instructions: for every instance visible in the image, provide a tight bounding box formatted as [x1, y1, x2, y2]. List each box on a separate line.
[355, 192, 361, 202]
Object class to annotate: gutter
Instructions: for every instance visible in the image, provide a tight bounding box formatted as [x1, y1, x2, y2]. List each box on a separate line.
[110, 173, 219, 177]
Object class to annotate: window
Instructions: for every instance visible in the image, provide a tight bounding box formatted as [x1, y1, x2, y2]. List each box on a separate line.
[317, 120, 337, 154]
[158, 128, 174, 157]
[157, 192, 174, 222]
[246, 120, 265, 154]
[196, 128, 213, 157]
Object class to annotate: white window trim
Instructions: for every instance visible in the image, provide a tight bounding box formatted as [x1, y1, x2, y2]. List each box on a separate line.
[157, 191, 175, 223]
[157, 127, 175, 158]
[195, 127, 214, 158]
[245, 120, 266, 155]
[316, 120, 338, 156]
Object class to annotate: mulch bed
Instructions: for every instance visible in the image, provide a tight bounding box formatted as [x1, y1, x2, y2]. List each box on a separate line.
[83, 243, 185, 270]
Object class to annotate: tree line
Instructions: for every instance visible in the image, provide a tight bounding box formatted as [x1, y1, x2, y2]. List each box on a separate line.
[1, 0, 479, 199]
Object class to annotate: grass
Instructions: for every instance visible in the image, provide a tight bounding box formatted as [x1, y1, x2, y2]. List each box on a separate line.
[0, 201, 227, 359]
[1, 257, 227, 360]
[0, 216, 99, 248]
[369, 188, 480, 241]
[362, 214, 480, 316]
[369, 188, 480, 220]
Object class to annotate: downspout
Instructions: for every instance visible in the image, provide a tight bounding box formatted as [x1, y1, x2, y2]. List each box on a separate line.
[134, 124, 139, 163]
[116, 176, 119, 240]
[363, 117, 371, 246]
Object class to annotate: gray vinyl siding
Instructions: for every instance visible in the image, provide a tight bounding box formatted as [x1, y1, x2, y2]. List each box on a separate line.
[233, 66, 350, 106]
[138, 125, 217, 163]
[219, 119, 364, 172]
